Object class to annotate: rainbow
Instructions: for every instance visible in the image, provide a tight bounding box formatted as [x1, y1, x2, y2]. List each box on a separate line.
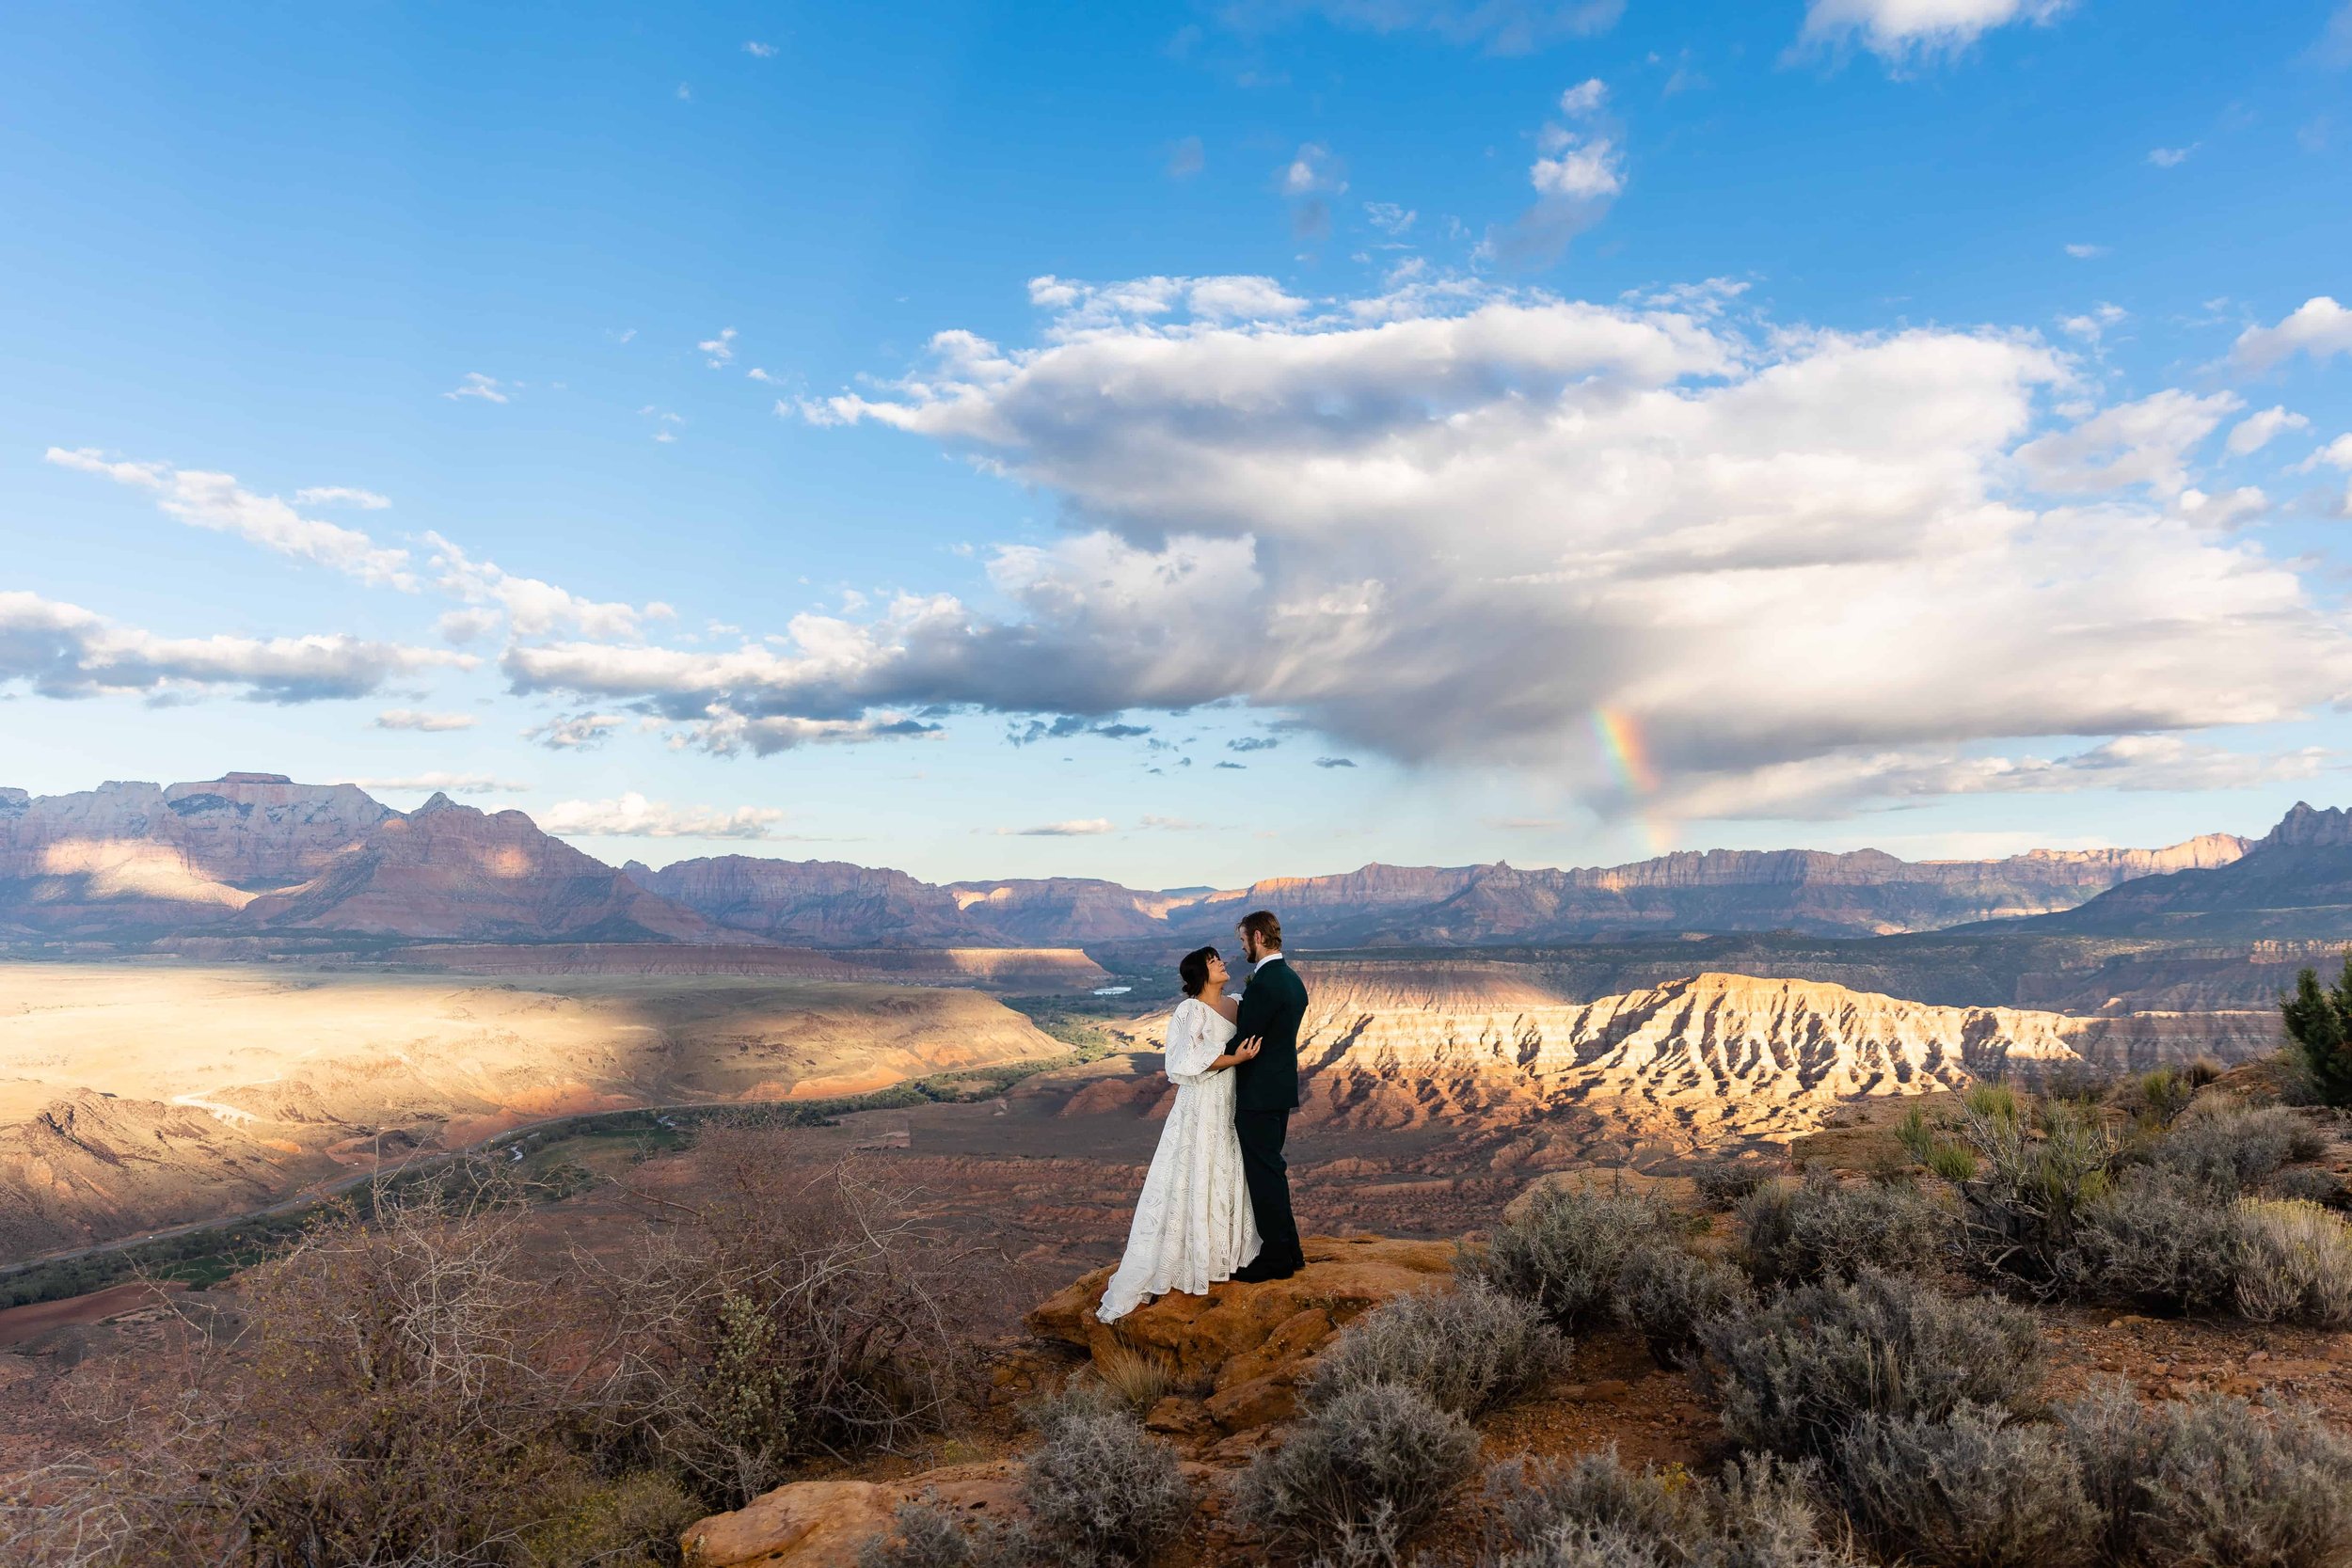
[1591, 705, 1660, 797]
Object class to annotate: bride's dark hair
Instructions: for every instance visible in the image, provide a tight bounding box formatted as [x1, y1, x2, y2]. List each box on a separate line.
[1178, 945, 1220, 998]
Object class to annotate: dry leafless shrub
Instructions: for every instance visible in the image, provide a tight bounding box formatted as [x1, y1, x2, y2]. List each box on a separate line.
[1734, 1170, 1952, 1290]
[1232, 1382, 1478, 1556]
[1461, 1180, 1680, 1332]
[1699, 1269, 2043, 1461]
[1613, 1247, 1753, 1370]
[1306, 1284, 1567, 1418]
[2056, 1381, 2352, 1568]
[1482, 1447, 1851, 1568]
[10, 1174, 699, 1568]
[1833, 1402, 2098, 1568]
[567, 1136, 987, 1509]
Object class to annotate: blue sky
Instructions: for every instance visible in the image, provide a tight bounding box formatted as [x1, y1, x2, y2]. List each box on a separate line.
[5, 0, 2350, 887]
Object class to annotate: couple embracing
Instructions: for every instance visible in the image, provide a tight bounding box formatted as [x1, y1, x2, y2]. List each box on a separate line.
[1098, 909, 1309, 1323]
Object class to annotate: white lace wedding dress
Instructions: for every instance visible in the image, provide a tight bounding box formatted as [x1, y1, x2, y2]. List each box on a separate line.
[1096, 997, 1262, 1323]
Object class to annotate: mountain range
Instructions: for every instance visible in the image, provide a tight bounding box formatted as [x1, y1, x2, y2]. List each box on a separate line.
[3, 771, 2336, 956]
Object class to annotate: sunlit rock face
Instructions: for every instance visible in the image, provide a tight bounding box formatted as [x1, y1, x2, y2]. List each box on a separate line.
[1118, 965, 2271, 1151]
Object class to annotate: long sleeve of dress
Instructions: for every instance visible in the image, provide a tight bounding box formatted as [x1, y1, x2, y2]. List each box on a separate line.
[1162, 999, 1221, 1084]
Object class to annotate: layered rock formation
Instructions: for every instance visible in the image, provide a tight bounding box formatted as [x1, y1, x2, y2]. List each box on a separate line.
[1091, 966, 2269, 1153]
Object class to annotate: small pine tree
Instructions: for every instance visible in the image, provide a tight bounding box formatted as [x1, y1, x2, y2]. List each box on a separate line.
[2281, 954, 2352, 1107]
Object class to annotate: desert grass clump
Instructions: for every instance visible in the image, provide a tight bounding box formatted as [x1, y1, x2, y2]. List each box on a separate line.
[1482, 1447, 1850, 1568]
[1833, 1403, 2098, 1568]
[2232, 1197, 2352, 1327]
[2057, 1381, 2352, 1568]
[1232, 1382, 1478, 1556]
[1090, 1345, 1178, 1412]
[1021, 1388, 1193, 1568]
[2150, 1102, 2325, 1198]
[1613, 1247, 1754, 1370]
[1306, 1284, 1568, 1418]
[1734, 1170, 1952, 1289]
[1700, 1269, 2043, 1460]
[1463, 1180, 1682, 1332]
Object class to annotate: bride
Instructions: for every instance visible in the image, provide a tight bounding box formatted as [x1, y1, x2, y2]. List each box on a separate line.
[1097, 945, 1263, 1323]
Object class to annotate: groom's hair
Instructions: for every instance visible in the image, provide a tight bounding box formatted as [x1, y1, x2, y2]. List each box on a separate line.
[1179, 946, 1220, 997]
[1237, 910, 1282, 950]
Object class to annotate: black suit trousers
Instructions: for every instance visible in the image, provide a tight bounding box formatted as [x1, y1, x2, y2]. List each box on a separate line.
[1234, 1108, 1303, 1273]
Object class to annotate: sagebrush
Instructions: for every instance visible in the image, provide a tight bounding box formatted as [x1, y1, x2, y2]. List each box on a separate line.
[1700, 1268, 2043, 1459]
[1306, 1284, 1567, 1418]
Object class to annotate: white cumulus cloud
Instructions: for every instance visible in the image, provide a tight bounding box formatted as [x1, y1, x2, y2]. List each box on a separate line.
[0, 591, 467, 704]
[293, 485, 392, 510]
[1800, 0, 2073, 62]
[2226, 406, 2310, 457]
[501, 276, 2352, 821]
[540, 792, 789, 840]
[2233, 296, 2352, 372]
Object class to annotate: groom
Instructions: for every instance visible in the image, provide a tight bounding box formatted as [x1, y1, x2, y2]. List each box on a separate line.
[1230, 909, 1308, 1282]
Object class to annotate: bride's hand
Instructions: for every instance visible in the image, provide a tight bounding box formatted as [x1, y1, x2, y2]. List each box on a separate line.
[1234, 1036, 1263, 1062]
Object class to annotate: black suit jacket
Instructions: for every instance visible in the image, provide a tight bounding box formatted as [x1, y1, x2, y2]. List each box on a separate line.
[1232, 956, 1308, 1112]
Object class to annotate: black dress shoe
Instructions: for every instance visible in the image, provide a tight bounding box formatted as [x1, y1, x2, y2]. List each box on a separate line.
[1232, 1259, 1277, 1283]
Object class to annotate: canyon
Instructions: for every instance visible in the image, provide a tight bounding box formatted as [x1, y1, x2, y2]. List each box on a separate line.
[0, 769, 2335, 1279]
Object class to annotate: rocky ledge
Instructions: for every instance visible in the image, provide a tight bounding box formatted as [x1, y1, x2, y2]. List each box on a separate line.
[679, 1234, 1455, 1567]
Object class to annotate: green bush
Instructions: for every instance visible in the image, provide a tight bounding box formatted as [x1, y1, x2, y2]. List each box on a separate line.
[1700, 1269, 2043, 1460]
[2281, 954, 2352, 1107]
[1232, 1382, 1478, 1555]
[1613, 1247, 1753, 1370]
[1482, 1447, 1848, 1568]
[1462, 1180, 1681, 1332]
[1734, 1170, 1951, 1289]
[1833, 1403, 2097, 1568]
[2056, 1382, 2352, 1568]
[1306, 1284, 1567, 1418]
[1898, 1088, 2121, 1289]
